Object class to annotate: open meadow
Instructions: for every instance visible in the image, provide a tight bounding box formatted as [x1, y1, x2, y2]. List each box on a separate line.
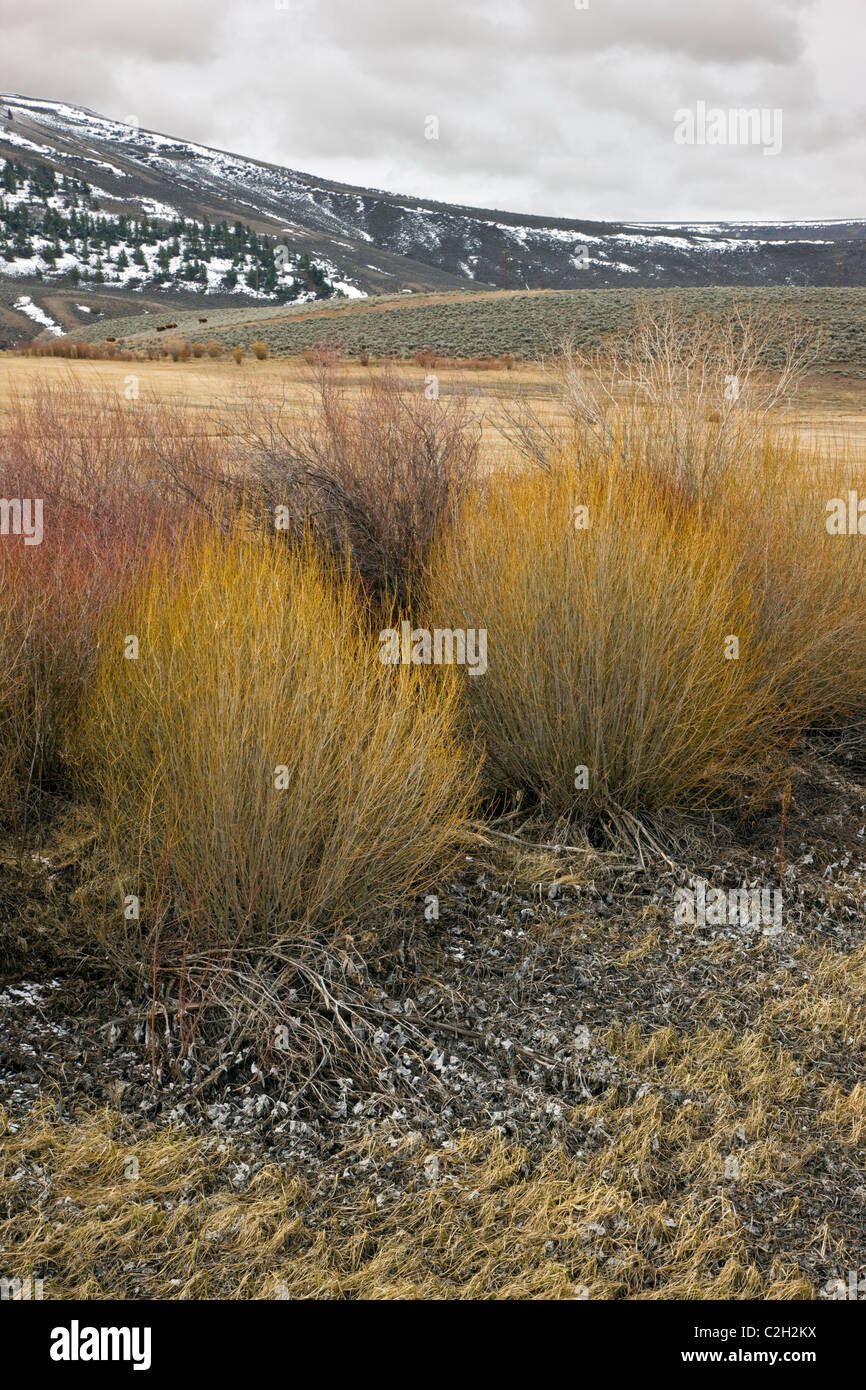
[2, 351, 865, 466]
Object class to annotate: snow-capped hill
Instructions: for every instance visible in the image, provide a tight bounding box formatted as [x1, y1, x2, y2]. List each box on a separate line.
[0, 153, 363, 309]
[1, 93, 864, 309]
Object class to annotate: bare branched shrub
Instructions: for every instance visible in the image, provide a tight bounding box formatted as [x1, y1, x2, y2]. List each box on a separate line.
[303, 341, 340, 369]
[13, 338, 150, 361]
[162, 337, 193, 362]
[559, 300, 823, 490]
[494, 389, 562, 470]
[0, 378, 222, 518]
[498, 299, 823, 488]
[227, 364, 481, 605]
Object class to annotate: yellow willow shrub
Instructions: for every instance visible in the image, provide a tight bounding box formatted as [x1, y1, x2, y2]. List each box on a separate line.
[718, 434, 866, 731]
[550, 302, 866, 733]
[77, 523, 477, 945]
[427, 457, 785, 817]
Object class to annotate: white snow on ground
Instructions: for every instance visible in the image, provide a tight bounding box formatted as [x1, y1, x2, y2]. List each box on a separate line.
[315, 257, 367, 299]
[0, 979, 62, 1008]
[75, 304, 92, 312]
[0, 129, 55, 156]
[0, 164, 348, 302]
[0, 186, 72, 214]
[571, 253, 638, 273]
[608, 230, 834, 250]
[13, 294, 62, 334]
[331, 280, 367, 298]
[628, 219, 865, 231]
[137, 196, 181, 221]
[0, 126, 128, 178]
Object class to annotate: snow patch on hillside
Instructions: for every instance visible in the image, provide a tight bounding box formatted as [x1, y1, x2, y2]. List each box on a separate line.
[13, 294, 62, 335]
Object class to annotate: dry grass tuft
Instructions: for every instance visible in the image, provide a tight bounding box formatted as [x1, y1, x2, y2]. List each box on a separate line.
[429, 305, 866, 819]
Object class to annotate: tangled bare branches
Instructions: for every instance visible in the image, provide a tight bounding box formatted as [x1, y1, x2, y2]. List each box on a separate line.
[496, 298, 824, 491]
[231, 363, 481, 606]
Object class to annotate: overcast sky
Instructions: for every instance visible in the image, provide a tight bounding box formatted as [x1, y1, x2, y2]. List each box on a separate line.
[1, 0, 863, 221]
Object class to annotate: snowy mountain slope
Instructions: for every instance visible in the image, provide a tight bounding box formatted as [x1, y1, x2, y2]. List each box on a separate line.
[0, 156, 362, 304]
[0, 96, 477, 302]
[0, 93, 864, 348]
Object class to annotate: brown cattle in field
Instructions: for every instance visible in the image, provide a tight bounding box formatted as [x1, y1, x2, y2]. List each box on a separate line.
[199, 317, 208, 323]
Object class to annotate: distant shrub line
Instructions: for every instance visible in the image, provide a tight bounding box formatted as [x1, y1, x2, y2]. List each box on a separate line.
[59, 285, 866, 366]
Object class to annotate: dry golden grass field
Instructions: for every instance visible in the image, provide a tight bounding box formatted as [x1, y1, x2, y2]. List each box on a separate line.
[1, 354, 865, 466]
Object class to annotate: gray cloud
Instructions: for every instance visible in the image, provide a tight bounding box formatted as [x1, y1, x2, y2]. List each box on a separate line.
[0, 0, 862, 219]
